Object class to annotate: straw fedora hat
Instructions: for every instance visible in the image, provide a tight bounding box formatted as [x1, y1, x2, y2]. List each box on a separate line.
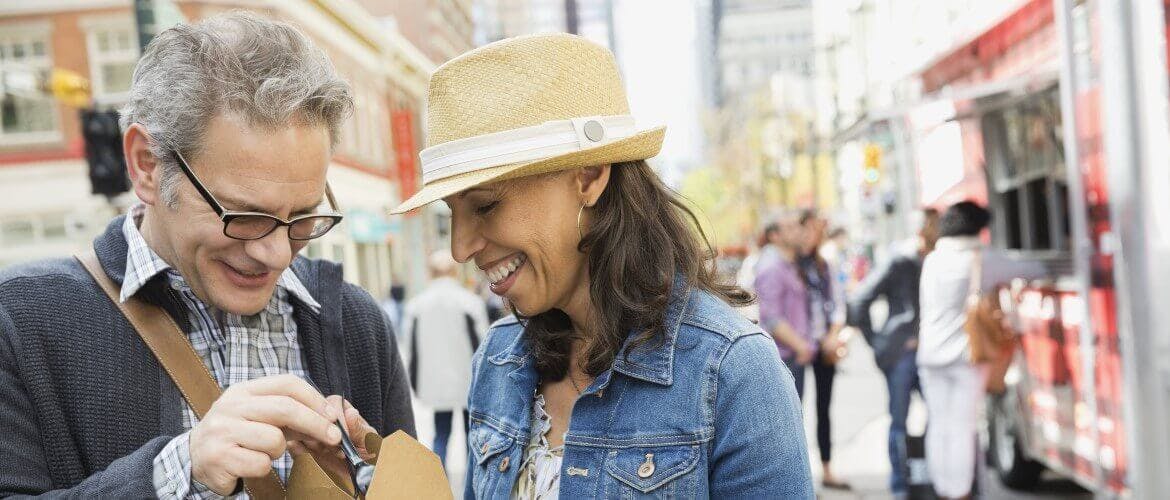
[390, 33, 666, 214]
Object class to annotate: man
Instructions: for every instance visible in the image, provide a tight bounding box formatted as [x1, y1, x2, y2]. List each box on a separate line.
[797, 210, 850, 491]
[401, 251, 487, 469]
[847, 208, 940, 498]
[754, 216, 814, 392]
[0, 13, 414, 498]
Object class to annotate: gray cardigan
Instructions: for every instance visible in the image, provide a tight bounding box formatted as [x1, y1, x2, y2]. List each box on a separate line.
[0, 216, 415, 498]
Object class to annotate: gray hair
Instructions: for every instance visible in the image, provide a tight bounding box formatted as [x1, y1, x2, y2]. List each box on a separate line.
[119, 11, 353, 206]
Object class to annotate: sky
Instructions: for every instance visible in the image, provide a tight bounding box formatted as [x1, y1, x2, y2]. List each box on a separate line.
[611, 0, 703, 186]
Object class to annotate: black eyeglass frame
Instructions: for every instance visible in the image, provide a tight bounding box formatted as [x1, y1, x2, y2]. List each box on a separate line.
[172, 149, 344, 241]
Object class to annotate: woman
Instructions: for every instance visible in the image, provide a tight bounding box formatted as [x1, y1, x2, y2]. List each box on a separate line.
[391, 34, 812, 499]
[796, 211, 850, 491]
[917, 201, 1045, 500]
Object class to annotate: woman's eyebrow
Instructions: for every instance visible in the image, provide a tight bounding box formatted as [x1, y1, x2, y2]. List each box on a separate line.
[460, 188, 492, 199]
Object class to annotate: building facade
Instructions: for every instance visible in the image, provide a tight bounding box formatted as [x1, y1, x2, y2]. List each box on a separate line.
[714, 0, 814, 107]
[475, 0, 614, 49]
[820, 0, 1027, 249]
[0, 0, 436, 298]
[356, 0, 475, 65]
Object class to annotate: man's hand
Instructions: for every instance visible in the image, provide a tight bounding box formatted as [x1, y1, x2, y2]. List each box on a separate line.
[190, 374, 342, 495]
[288, 395, 379, 489]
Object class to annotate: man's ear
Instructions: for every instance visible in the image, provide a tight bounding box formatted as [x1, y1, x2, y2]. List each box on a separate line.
[124, 123, 163, 206]
[574, 164, 611, 206]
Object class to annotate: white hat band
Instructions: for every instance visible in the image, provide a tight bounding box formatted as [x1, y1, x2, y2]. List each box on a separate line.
[420, 115, 638, 184]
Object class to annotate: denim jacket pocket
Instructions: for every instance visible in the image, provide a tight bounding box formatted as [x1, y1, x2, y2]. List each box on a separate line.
[470, 422, 515, 465]
[468, 422, 517, 498]
[604, 445, 702, 496]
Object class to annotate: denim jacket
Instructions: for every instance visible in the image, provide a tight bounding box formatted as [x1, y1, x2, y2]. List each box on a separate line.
[463, 281, 813, 499]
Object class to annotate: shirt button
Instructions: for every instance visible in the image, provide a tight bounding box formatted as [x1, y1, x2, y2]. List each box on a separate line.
[498, 456, 510, 472]
[481, 443, 490, 455]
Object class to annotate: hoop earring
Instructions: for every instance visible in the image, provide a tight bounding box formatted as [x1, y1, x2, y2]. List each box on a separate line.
[577, 203, 587, 241]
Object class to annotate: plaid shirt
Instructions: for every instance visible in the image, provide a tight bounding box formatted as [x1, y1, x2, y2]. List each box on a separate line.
[120, 206, 321, 500]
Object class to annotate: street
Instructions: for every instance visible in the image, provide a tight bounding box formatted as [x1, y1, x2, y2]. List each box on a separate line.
[808, 337, 1092, 500]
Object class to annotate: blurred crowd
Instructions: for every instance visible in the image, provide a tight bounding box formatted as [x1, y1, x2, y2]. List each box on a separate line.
[730, 200, 1045, 500]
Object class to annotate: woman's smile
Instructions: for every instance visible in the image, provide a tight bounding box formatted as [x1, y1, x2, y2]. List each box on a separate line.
[482, 252, 527, 296]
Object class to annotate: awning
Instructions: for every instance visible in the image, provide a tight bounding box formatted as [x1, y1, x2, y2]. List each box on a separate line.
[833, 64, 1059, 146]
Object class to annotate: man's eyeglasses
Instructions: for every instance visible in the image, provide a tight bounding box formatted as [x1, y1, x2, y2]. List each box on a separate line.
[172, 150, 344, 241]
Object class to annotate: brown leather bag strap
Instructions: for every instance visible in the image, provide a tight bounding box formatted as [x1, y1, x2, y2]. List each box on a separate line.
[968, 248, 984, 298]
[76, 248, 286, 499]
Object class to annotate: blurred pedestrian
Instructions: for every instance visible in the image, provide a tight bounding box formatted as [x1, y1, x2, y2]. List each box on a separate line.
[0, 13, 415, 497]
[819, 226, 850, 294]
[482, 282, 507, 323]
[402, 250, 489, 469]
[391, 33, 812, 498]
[381, 284, 407, 340]
[736, 227, 774, 322]
[847, 208, 940, 498]
[755, 216, 815, 394]
[918, 201, 1046, 500]
[736, 230, 771, 291]
[798, 210, 851, 491]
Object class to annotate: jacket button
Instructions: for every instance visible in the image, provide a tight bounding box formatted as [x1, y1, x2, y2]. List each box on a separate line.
[498, 456, 511, 472]
[481, 443, 489, 455]
[638, 453, 656, 478]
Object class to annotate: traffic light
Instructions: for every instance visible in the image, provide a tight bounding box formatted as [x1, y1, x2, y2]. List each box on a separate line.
[81, 109, 130, 198]
[863, 143, 882, 185]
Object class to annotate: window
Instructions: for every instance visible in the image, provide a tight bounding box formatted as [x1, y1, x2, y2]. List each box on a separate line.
[42, 213, 67, 240]
[86, 23, 138, 101]
[980, 87, 1069, 253]
[362, 86, 387, 166]
[0, 25, 57, 141]
[304, 242, 322, 259]
[0, 212, 76, 247]
[339, 84, 388, 168]
[342, 76, 361, 158]
[723, 64, 741, 89]
[0, 218, 35, 246]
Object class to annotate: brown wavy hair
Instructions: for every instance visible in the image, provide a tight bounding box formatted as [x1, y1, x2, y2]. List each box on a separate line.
[517, 160, 752, 381]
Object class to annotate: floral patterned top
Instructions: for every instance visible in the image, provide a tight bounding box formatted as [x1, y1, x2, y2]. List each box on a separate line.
[512, 394, 563, 499]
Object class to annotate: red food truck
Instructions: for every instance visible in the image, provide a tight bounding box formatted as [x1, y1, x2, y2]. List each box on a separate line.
[896, 0, 1170, 496]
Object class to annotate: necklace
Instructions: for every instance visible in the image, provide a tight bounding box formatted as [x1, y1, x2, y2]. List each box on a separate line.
[568, 374, 585, 395]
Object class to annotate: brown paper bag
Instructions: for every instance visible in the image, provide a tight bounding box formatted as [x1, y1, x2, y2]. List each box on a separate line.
[286, 430, 453, 500]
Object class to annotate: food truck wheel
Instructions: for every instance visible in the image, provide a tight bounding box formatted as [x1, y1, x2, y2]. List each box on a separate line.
[988, 393, 1044, 489]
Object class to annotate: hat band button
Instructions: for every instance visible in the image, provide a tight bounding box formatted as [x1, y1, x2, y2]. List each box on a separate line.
[583, 120, 605, 142]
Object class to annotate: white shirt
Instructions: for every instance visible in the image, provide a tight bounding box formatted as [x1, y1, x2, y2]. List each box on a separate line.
[402, 277, 488, 409]
[917, 236, 1047, 368]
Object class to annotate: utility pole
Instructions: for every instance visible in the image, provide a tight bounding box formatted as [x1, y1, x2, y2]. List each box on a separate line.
[565, 0, 579, 34]
[605, 0, 617, 57]
[133, 0, 186, 53]
[133, 0, 157, 53]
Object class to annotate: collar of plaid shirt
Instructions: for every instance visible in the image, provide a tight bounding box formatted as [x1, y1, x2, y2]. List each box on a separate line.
[118, 204, 321, 313]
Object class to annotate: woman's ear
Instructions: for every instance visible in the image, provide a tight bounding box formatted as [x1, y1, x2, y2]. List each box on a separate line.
[575, 164, 611, 206]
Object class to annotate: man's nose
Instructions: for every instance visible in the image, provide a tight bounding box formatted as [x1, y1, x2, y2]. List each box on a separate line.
[243, 226, 294, 271]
